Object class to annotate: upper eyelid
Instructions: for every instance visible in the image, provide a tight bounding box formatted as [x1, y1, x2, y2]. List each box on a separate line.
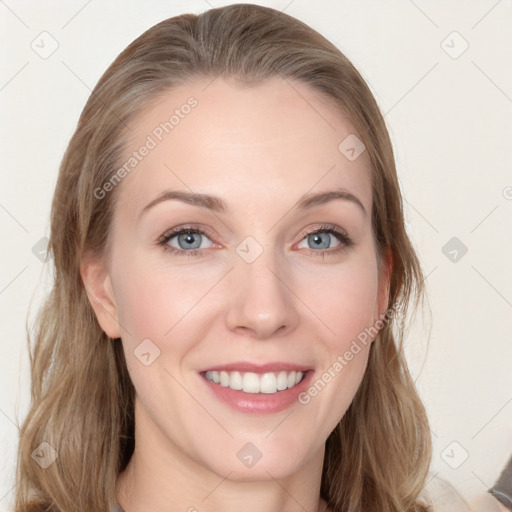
[159, 224, 216, 243]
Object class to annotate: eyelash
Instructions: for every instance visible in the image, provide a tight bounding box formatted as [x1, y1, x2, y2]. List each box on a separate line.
[157, 224, 353, 258]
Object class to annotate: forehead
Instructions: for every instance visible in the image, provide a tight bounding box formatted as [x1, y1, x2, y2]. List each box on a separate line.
[114, 76, 372, 217]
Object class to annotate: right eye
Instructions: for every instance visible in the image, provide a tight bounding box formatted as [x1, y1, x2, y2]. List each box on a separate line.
[158, 226, 216, 257]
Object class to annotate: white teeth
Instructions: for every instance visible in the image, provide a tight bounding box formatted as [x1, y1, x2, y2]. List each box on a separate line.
[204, 370, 305, 394]
[229, 371, 243, 390]
[259, 372, 277, 394]
[276, 371, 288, 390]
[219, 371, 230, 387]
[242, 372, 260, 393]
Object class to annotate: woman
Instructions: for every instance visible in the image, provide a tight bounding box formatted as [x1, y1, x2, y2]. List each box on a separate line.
[15, 4, 434, 512]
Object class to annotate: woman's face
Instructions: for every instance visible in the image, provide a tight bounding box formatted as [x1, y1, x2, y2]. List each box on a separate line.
[84, 76, 390, 481]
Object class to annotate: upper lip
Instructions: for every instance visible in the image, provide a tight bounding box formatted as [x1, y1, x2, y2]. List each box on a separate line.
[198, 361, 314, 374]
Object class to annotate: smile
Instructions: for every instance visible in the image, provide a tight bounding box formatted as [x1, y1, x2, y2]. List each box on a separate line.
[203, 370, 306, 394]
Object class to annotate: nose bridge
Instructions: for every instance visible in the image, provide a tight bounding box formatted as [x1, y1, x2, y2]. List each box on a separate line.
[225, 236, 298, 338]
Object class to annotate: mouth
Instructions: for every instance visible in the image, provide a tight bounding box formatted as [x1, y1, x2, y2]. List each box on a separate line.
[197, 362, 315, 414]
[200, 368, 310, 394]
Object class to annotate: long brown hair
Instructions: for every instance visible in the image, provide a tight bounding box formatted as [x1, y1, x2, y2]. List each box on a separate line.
[15, 4, 432, 511]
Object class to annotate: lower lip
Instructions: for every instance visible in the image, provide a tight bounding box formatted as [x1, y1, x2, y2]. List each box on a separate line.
[198, 371, 315, 414]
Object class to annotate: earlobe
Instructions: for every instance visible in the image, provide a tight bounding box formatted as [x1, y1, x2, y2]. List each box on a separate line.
[80, 250, 121, 339]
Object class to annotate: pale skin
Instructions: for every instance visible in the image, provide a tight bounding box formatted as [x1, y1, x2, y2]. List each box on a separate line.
[81, 76, 391, 512]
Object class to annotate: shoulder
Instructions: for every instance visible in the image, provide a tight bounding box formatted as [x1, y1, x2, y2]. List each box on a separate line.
[419, 473, 473, 512]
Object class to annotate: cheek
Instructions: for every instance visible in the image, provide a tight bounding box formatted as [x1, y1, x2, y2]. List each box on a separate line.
[301, 256, 380, 350]
[110, 248, 217, 346]
[299, 259, 378, 421]
[336, 270, 378, 341]
[109, 255, 202, 397]
[115, 279, 165, 340]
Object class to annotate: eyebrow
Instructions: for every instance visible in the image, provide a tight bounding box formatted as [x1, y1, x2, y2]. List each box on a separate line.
[140, 187, 367, 217]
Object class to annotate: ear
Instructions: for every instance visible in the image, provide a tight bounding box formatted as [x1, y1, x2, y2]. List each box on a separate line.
[371, 247, 393, 340]
[376, 247, 393, 318]
[80, 249, 121, 339]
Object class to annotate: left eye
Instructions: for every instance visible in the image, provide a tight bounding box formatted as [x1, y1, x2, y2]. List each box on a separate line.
[297, 230, 342, 251]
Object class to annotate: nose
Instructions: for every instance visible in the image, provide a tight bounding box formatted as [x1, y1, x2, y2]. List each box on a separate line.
[224, 248, 299, 339]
